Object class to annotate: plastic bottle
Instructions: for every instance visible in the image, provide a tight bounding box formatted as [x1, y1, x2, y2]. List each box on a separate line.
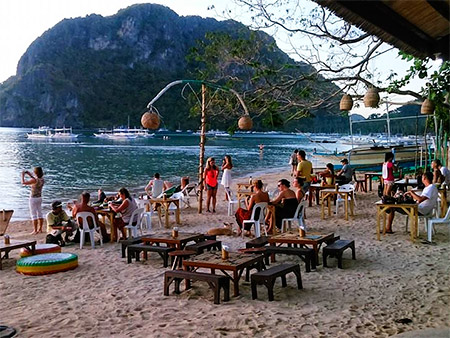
[249, 176, 252, 184]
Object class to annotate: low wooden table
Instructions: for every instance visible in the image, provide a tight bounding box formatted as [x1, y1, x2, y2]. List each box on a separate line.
[320, 188, 355, 221]
[375, 201, 418, 242]
[96, 208, 118, 242]
[141, 232, 204, 250]
[0, 239, 36, 270]
[148, 198, 181, 228]
[183, 251, 265, 297]
[364, 172, 382, 191]
[268, 231, 334, 266]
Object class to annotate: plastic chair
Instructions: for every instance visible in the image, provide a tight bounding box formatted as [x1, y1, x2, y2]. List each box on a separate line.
[76, 211, 103, 249]
[120, 208, 144, 242]
[335, 184, 356, 215]
[225, 187, 241, 216]
[281, 200, 307, 232]
[426, 206, 450, 243]
[242, 202, 267, 238]
[135, 199, 162, 231]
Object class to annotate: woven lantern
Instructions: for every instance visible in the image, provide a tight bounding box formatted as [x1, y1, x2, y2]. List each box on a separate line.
[141, 111, 160, 129]
[421, 99, 435, 115]
[339, 94, 353, 111]
[238, 115, 253, 130]
[363, 88, 380, 108]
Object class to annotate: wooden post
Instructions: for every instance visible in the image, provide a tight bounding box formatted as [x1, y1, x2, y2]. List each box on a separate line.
[198, 84, 207, 213]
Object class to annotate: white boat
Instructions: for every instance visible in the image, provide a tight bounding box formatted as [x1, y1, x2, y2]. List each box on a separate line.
[27, 126, 78, 139]
[52, 127, 79, 139]
[93, 127, 154, 139]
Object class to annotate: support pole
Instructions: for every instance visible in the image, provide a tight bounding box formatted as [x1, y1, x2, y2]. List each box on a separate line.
[198, 84, 207, 213]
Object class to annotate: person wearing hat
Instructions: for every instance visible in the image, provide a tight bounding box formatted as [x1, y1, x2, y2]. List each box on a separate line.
[46, 201, 77, 246]
[336, 158, 352, 185]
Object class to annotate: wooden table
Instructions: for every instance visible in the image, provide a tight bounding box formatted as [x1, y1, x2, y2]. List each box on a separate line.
[268, 231, 334, 266]
[141, 232, 204, 249]
[148, 198, 181, 228]
[320, 188, 355, 221]
[96, 208, 118, 242]
[0, 239, 36, 270]
[237, 190, 253, 205]
[364, 172, 382, 191]
[183, 251, 265, 297]
[395, 179, 418, 192]
[308, 183, 328, 207]
[375, 201, 418, 242]
[237, 182, 253, 191]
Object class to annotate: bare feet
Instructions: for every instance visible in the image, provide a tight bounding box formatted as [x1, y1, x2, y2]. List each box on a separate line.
[30, 231, 37, 235]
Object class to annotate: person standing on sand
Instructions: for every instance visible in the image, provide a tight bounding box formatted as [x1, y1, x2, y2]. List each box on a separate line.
[204, 157, 219, 212]
[21, 167, 45, 234]
[290, 149, 299, 176]
[382, 152, 397, 196]
[221, 155, 233, 201]
[296, 150, 313, 192]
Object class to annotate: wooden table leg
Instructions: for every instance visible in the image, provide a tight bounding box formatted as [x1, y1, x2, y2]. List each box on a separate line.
[376, 207, 381, 241]
[175, 202, 181, 224]
[270, 243, 276, 263]
[349, 195, 355, 216]
[344, 194, 348, 221]
[327, 195, 331, 217]
[308, 186, 313, 207]
[321, 194, 325, 220]
[313, 244, 319, 266]
[382, 211, 386, 235]
[110, 214, 117, 242]
[232, 270, 239, 297]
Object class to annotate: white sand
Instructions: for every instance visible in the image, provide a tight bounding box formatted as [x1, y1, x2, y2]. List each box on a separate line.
[0, 169, 449, 337]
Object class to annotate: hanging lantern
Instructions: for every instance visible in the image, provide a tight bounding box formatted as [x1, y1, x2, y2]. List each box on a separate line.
[238, 115, 253, 130]
[141, 111, 160, 129]
[363, 88, 380, 108]
[339, 94, 353, 111]
[421, 99, 435, 115]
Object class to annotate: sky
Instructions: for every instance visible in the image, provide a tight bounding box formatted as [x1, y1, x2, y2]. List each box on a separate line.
[0, 0, 433, 118]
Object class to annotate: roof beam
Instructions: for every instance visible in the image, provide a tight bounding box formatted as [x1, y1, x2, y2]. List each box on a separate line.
[426, 0, 450, 20]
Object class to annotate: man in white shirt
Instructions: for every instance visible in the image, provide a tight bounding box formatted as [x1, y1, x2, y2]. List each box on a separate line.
[386, 171, 438, 233]
[145, 173, 168, 198]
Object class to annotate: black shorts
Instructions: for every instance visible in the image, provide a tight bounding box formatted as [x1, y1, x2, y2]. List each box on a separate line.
[206, 184, 218, 191]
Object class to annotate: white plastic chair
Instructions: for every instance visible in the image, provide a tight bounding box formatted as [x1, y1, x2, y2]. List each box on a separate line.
[225, 187, 241, 216]
[120, 208, 144, 241]
[426, 206, 450, 243]
[335, 184, 356, 215]
[135, 199, 162, 231]
[242, 202, 268, 238]
[281, 200, 307, 232]
[76, 212, 103, 249]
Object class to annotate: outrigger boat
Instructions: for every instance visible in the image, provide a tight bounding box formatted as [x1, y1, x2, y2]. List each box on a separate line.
[27, 126, 78, 139]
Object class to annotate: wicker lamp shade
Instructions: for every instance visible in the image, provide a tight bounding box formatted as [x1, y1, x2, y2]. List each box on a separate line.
[421, 99, 435, 115]
[238, 115, 253, 130]
[340, 94, 353, 111]
[141, 112, 161, 129]
[363, 88, 380, 108]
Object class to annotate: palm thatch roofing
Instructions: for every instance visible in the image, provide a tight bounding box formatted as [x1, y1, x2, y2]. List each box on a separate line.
[316, 0, 450, 60]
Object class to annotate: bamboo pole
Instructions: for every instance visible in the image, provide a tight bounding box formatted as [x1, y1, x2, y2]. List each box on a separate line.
[197, 84, 207, 213]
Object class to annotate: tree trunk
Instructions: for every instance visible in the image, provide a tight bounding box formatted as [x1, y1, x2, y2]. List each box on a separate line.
[198, 84, 207, 213]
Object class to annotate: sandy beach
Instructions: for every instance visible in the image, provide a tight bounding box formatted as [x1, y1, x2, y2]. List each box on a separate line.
[1, 169, 449, 337]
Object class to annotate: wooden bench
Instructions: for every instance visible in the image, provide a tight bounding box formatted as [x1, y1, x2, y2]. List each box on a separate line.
[323, 240, 356, 269]
[164, 270, 230, 304]
[251, 264, 302, 301]
[127, 244, 175, 267]
[265, 246, 315, 272]
[185, 240, 221, 254]
[246, 236, 268, 249]
[0, 240, 36, 270]
[120, 236, 144, 258]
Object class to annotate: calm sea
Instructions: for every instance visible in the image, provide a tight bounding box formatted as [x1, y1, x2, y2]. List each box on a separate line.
[0, 128, 348, 220]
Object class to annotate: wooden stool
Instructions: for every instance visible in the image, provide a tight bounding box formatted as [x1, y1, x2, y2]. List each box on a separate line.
[169, 250, 196, 270]
[323, 239, 356, 269]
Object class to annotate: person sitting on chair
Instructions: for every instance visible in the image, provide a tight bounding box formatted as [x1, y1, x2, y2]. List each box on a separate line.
[336, 159, 352, 185]
[317, 163, 335, 186]
[432, 159, 446, 185]
[109, 187, 138, 239]
[72, 192, 110, 242]
[385, 171, 438, 233]
[145, 173, 168, 198]
[292, 177, 305, 202]
[267, 179, 299, 233]
[46, 201, 77, 246]
[235, 180, 269, 237]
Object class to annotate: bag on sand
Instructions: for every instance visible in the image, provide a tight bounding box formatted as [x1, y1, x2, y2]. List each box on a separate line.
[46, 233, 64, 246]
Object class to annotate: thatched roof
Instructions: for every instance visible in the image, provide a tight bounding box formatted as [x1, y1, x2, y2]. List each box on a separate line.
[316, 0, 450, 60]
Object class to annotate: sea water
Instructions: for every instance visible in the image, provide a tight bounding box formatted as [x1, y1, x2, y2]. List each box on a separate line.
[0, 128, 347, 220]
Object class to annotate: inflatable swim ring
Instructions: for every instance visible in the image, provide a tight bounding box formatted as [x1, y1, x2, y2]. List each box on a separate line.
[19, 243, 61, 257]
[16, 253, 78, 275]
